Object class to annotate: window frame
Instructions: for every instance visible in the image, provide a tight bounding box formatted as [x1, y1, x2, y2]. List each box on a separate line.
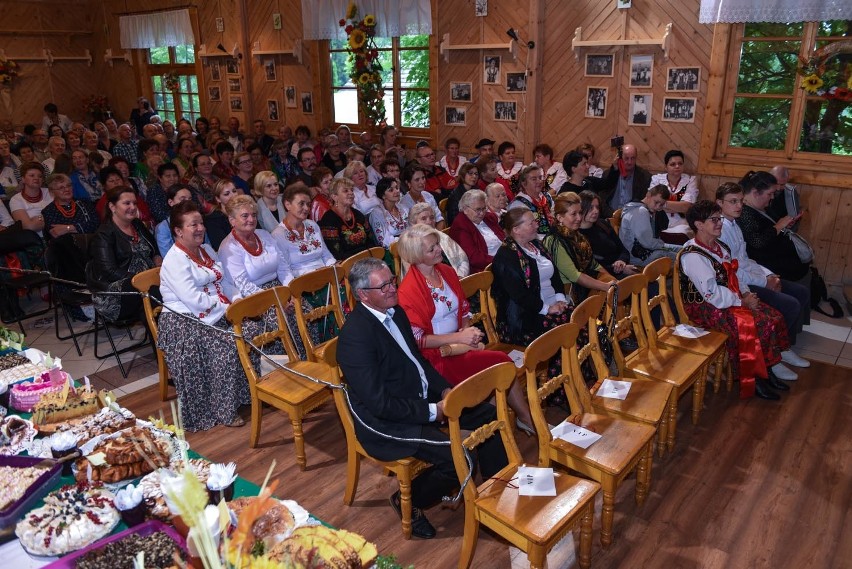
[144, 45, 202, 125]
[700, 23, 852, 186]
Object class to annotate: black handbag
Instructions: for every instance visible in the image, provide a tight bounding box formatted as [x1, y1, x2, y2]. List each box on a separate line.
[580, 286, 618, 384]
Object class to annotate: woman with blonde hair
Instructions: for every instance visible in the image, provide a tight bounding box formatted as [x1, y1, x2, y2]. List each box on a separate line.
[319, 177, 375, 260]
[204, 179, 239, 250]
[252, 170, 285, 232]
[406, 202, 468, 277]
[344, 160, 380, 216]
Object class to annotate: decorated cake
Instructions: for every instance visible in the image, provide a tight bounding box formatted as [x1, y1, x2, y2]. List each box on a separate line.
[32, 385, 102, 426]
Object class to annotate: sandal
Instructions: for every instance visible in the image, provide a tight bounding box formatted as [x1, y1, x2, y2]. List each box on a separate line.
[225, 416, 246, 428]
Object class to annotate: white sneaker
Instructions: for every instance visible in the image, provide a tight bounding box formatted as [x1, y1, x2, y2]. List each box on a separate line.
[771, 363, 798, 381]
[781, 350, 810, 368]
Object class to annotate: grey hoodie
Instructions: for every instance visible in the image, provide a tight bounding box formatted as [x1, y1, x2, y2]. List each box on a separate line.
[619, 201, 677, 265]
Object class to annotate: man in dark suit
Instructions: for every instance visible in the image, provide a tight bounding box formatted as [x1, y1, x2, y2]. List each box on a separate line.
[337, 258, 508, 539]
[599, 143, 652, 218]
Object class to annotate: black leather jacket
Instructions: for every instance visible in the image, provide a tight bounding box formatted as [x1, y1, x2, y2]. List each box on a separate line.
[86, 219, 158, 291]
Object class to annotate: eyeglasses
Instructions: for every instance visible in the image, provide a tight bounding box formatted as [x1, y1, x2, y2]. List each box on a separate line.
[467, 206, 487, 214]
[722, 198, 743, 205]
[706, 216, 724, 224]
[237, 159, 252, 165]
[361, 277, 398, 293]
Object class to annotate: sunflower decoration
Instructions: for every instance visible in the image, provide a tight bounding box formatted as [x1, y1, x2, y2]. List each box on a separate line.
[797, 40, 852, 101]
[0, 55, 20, 86]
[801, 73, 824, 94]
[340, 2, 386, 126]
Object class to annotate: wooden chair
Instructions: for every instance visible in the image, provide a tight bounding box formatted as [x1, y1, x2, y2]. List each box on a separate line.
[523, 328, 655, 548]
[388, 241, 402, 277]
[607, 273, 711, 452]
[131, 268, 171, 401]
[438, 197, 448, 220]
[610, 208, 623, 234]
[322, 337, 430, 540]
[289, 266, 347, 363]
[662, 254, 732, 393]
[227, 286, 332, 468]
[459, 271, 523, 354]
[570, 295, 675, 457]
[444, 361, 600, 568]
[339, 247, 386, 309]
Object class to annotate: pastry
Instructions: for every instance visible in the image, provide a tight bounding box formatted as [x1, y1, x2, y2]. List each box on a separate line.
[140, 459, 211, 520]
[268, 526, 375, 568]
[228, 496, 296, 547]
[0, 465, 46, 510]
[74, 530, 186, 569]
[0, 415, 36, 456]
[32, 385, 101, 426]
[49, 407, 136, 442]
[75, 427, 173, 484]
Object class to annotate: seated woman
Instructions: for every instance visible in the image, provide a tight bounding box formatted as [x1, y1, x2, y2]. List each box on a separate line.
[577, 190, 638, 278]
[10, 162, 52, 237]
[399, 165, 446, 230]
[679, 200, 792, 400]
[320, 134, 347, 174]
[649, 149, 699, 244]
[449, 189, 504, 274]
[69, 149, 102, 201]
[309, 166, 334, 222]
[158, 201, 253, 430]
[97, 163, 154, 230]
[444, 162, 480, 226]
[508, 164, 555, 239]
[345, 160, 380, 217]
[272, 183, 336, 277]
[86, 185, 161, 322]
[42, 173, 100, 241]
[543, 192, 616, 304]
[557, 150, 606, 196]
[172, 136, 195, 180]
[369, 177, 408, 249]
[231, 151, 255, 195]
[253, 170, 285, 233]
[204, 179, 238, 251]
[319, 177, 376, 261]
[491, 208, 571, 345]
[406, 203, 469, 278]
[155, 185, 196, 256]
[185, 152, 219, 214]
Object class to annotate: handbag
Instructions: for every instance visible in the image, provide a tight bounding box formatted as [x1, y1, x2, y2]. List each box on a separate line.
[783, 229, 814, 264]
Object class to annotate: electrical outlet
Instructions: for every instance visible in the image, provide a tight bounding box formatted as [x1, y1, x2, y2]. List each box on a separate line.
[273, 13, 282, 30]
[216, 18, 224, 33]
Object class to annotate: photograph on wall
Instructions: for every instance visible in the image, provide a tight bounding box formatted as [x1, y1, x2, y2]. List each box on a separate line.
[628, 93, 652, 126]
[585, 54, 614, 77]
[450, 82, 472, 102]
[585, 87, 608, 119]
[267, 99, 280, 122]
[208, 86, 221, 102]
[475, 0, 488, 16]
[662, 97, 696, 122]
[264, 59, 276, 82]
[666, 67, 700, 92]
[210, 60, 221, 81]
[629, 54, 653, 88]
[494, 100, 517, 122]
[228, 78, 242, 93]
[484, 56, 501, 85]
[445, 106, 467, 126]
[226, 58, 239, 75]
[230, 96, 243, 112]
[301, 92, 314, 114]
[284, 85, 297, 108]
[506, 72, 527, 93]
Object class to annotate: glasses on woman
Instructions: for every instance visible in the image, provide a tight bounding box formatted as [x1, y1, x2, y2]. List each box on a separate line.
[361, 277, 398, 293]
[706, 216, 724, 224]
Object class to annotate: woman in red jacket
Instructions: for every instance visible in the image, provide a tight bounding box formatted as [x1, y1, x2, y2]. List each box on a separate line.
[448, 189, 505, 273]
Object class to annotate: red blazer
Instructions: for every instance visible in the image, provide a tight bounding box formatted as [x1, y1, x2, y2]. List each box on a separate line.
[449, 211, 505, 273]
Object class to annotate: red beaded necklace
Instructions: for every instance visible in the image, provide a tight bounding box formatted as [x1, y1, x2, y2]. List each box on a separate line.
[56, 200, 77, 218]
[282, 217, 305, 239]
[22, 189, 43, 204]
[695, 238, 723, 258]
[175, 240, 215, 269]
[231, 229, 263, 256]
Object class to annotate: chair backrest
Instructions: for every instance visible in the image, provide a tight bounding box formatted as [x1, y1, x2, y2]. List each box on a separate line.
[131, 267, 162, 343]
[642, 257, 678, 334]
[340, 247, 386, 309]
[226, 286, 300, 392]
[459, 271, 503, 348]
[443, 362, 522, 501]
[611, 208, 623, 234]
[605, 273, 653, 370]
[289, 266, 347, 362]
[320, 337, 365, 453]
[483, 264, 500, 333]
[388, 241, 402, 278]
[438, 198, 448, 221]
[569, 295, 611, 403]
[671, 249, 695, 324]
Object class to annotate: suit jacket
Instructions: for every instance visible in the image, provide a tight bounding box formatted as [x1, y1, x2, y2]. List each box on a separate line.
[599, 165, 653, 218]
[337, 302, 452, 461]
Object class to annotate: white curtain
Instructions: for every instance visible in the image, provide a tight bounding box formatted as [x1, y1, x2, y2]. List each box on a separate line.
[302, 0, 431, 40]
[699, 0, 852, 23]
[119, 9, 195, 49]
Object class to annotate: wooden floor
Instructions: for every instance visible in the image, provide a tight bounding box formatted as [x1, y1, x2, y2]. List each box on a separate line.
[118, 361, 851, 569]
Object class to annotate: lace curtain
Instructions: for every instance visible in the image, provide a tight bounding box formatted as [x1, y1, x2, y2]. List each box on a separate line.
[301, 0, 432, 40]
[699, 0, 852, 23]
[119, 9, 195, 49]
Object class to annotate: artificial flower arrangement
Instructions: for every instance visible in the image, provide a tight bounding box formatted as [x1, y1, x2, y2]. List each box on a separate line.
[798, 40, 852, 102]
[339, 2, 387, 126]
[163, 72, 181, 92]
[0, 56, 20, 86]
[83, 95, 110, 116]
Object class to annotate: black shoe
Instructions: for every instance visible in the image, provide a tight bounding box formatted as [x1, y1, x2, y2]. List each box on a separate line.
[755, 380, 780, 400]
[765, 373, 790, 391]
[389, 490, 436, 539]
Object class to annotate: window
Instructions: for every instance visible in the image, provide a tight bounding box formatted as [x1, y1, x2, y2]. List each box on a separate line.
[147, 45, 201, 125]
[328, 35, 430, 130]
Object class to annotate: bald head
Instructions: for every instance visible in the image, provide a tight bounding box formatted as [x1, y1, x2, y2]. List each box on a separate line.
[770, 165, 789, 186]
[621, 144, 637, 173]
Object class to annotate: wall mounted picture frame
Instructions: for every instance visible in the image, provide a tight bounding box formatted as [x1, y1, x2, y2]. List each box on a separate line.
[629, 54, 653, 88]
[585, 54, 614, 77]
[475, 0, 488, 16]
[267, 99, 280, 121]
[210, 60, 221, 81]
[264, 59, 276, 82]
[585, 87, 608, 119]
[494, 100, 517, 122]
[662, 97, 696, 122]
[226, 58, 239, 75]
[208, 86, 221, 102]
[666, 67, 700, 92]
[284, 86, 297, 108]
[230, 96, 243, 111]
[506, 72, 527, 93]
[228, 78, 242, 93]
[484, 56, 501, 85]
[450, 82, 472, 102]
[301, 92, 314, 114]
[628, 93, 652, 126]
[445, 106, 467, 126]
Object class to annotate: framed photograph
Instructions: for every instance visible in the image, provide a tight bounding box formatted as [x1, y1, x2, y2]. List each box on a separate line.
[475, 0, 488, 16]
[628, 93, 652, 126]
[228, 78, 242, 93]
[301, 92, 314, 114]
[585, 54, 614, 77]
[494, 100, 517, 122]
[208, 86, 221, 102]
[666, 67, 700, 91]
[210, 60, 221, 81]
[267, 99, 280, 122]
[484, 56, 501, 85]
[450, 82, 472, 102]
[284, 85, 297, 108]
[506, 72, 527, 93]
[445, 106, 467, 127]
[662, 97, 696, 122]
[264, 59, 276, 82]
[629, 54, 653, 88]
[230, 96, 243, 112]
[226, 58, 239, 75]
[585, 87, 608, 119]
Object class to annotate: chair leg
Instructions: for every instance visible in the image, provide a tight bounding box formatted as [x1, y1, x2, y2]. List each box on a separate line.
[457, 501, 479, 569]
[724, 354, 733, 392]
[527, 546, 547, 569]
[656, 404, 669, 458]
[398, 469, 413, 540]
[103, 320, 128, 379]
[55, 302, 83, 357]
[712, 352, 724, 393]
[666, 390, 678, 452]
[343, 450, 360, 505]
[578, 502, 594, 569]
[600, 482, 616, 547]
[635, 442, 652, 506]
[157, 351, 169, 401]
[291, 415, 307, 471]
[249, 401, 262, 448]
[691, 381, 703, 426]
